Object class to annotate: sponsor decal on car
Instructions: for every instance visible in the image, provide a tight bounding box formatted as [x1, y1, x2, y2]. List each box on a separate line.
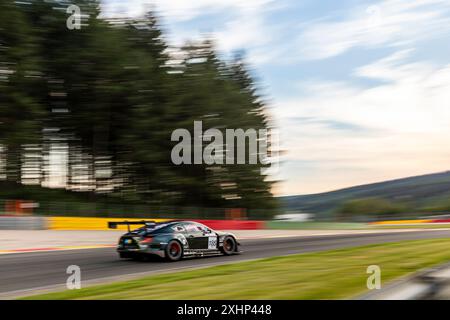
[208, 236, 218, 249]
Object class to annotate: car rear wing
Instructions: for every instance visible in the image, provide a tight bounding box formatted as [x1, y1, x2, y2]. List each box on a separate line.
[108, 220, 156, 232]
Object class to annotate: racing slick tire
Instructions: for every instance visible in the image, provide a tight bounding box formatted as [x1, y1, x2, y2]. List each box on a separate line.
[220, 236, 237, 255]
[165, 240, 183, 262]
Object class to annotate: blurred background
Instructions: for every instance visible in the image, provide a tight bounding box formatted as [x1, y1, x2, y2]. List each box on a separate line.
[0, 0, 278, 220]
[2, 0, 450, 224]
[3, 0, 450, 301]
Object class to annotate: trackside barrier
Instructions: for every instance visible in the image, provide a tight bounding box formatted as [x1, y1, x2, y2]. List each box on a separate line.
[6, 216, 450, 230]
[0, 216, 47, 230]
[369, 219, 432, 225]
[430, 219, 450, 223]
[48, 217, 170, 231]
[369, 218, 450, 225]
[193, 219, 265, 230]
[47, 217, 266, 231]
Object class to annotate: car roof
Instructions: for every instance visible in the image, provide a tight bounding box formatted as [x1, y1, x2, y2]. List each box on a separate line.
[160, 220, 200, 225]
[160, 220, 211, 228]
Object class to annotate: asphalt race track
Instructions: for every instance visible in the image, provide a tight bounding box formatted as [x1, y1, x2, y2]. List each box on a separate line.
[2, 229, 450, 298]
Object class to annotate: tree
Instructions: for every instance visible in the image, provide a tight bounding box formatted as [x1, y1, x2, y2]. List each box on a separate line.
[0, 2, 278, 215]
[337, 197, 408, 220]
[0, 0, 45, 183]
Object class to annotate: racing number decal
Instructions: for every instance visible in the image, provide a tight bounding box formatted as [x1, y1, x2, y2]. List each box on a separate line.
[208, 236, 217, 249]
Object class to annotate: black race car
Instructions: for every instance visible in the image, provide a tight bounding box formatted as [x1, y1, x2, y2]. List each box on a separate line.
[108, 220, 241, 261]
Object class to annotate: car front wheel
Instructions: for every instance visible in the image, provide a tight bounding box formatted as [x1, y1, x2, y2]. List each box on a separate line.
[220, 236, 237, 255]
[165, 240, 183, 261]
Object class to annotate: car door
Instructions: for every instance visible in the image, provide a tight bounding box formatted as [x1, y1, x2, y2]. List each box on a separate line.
[196, 224, 218, 250]
[183, 223, 208, 249]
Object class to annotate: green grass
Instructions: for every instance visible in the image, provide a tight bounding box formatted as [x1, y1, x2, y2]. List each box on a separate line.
[22, 238, 450, 300]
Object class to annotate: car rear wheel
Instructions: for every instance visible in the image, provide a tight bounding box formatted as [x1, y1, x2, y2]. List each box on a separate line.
[165, 240, 183, 261]
[220, 236, 236, 255]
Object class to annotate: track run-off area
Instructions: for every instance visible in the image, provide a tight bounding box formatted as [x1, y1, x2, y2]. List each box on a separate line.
[2, 229, 450, 298]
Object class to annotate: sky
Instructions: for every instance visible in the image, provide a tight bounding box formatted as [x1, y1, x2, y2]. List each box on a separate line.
[102, 0, 450, 196]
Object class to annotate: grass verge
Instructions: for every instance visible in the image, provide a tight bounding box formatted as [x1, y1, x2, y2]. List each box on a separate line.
[22, 238, 450, 300]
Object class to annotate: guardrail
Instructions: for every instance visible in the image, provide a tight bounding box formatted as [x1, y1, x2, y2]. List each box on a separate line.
[0, 216, 47, 230]
[0, 199, 275, 220]
[369, 218, 450, 225]
[0, 216, 266, 231]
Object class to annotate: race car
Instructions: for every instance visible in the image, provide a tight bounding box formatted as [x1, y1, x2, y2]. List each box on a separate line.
[108, 220, 241, 261]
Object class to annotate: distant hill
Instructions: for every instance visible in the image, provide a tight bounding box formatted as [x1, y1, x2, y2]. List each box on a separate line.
[279, 171, 450, 217]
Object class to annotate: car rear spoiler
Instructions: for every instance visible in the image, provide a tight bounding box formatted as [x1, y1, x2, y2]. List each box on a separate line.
[108, 220, 156, 232]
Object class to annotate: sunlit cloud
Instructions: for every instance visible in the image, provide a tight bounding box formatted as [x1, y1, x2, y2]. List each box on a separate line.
[276, 49, 450, 194]
[102, 0, 273, 21]
[295, 0, 450, 60]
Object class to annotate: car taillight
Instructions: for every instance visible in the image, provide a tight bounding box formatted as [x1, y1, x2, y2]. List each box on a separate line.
[141, 237, 153, 244]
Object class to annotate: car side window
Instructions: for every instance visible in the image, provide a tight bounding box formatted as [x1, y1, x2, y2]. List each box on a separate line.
[150, 225, 171, 234]
[195, 224, 212, 233]
[183, 223, 200, 233]
[172, 225, 186, 232]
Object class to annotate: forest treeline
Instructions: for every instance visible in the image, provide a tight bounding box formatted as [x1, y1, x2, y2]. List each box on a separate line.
[0, 0, 278, 211]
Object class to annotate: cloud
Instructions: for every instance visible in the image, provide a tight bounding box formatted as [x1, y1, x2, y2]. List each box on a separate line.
[275, 50, 450, 194]
[290, 117, 372, 133]
[213, 6, 270, 53]
[296, 0, 450, 60]
[101, 0, 450, 66]
[102, 0, 273, 22]
[102, 0, 283, 66]
[281, 50, 450, 135]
